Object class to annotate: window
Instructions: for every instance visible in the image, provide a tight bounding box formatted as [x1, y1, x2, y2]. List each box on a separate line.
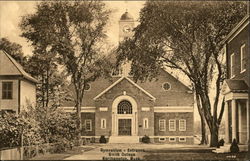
[101, 119, 106, 129]
[159, 119, 166, 131]
[162, 82, 171, 91]
[84, 83, 91, 91]
[117, 100, 132, 114]
[159, 137, 166, 142]
[179, 137, 186, 142]
[179, 119, 186, 131]
[169, 137, 176, 142]
[143, 118, 149, 129]
[241, 44, 246, 73]
[230, 53, 235, 78]
[2, 82, 13, 99]
[169, 119, 176, 131]
[85, 120, 92, 131]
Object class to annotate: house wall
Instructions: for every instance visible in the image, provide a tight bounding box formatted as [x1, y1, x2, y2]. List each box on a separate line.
[0, 79, 19, 112]
[226, 23, 249, 85]
[20, 79, 36, 109]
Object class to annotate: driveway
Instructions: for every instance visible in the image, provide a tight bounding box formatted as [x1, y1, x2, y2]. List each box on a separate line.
[64, 143, 212, 160]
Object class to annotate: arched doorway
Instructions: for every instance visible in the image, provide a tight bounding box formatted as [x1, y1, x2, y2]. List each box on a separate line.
[111, 95, 138, 136]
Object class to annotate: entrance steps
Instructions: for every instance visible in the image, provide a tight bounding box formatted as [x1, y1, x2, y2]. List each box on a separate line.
[109, 136, 140, 143]
[212, 144, 248, 153]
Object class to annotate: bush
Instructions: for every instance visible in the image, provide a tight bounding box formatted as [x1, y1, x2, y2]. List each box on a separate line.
[142, 135, 150, 143]
[217, 139, 225, 148]
[99, 135, 107, 143]
[230, 139, 239, 153]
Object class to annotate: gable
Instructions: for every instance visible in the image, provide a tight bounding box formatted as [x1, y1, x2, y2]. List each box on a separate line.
[0, 50, 38, 83]
[0, 50, 21, 75]
[94, 77, 155, 101]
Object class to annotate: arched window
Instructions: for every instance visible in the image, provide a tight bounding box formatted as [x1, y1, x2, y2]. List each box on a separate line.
[117, 100, 132, 114]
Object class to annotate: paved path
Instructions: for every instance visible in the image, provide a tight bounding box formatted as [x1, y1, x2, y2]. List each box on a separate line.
[64, 143, 211, 160]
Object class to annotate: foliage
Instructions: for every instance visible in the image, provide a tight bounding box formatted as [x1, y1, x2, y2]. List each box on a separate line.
[117, 1, 246, 147]
[0, 37, 28, 66]
[217, 139, 225, 148]
[99, 135, 107, 143]
[20, 0, 113, 144]
[0, 111, 42, 149]
[0, 105, 77, 149]
[230, 139, 239, 153]
[141, 135, 150, 143]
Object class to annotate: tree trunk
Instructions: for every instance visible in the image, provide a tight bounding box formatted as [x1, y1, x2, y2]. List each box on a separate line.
[210, 122, 219, 147]
[195, 91, 208, 145]
[200, 114, 208, 145]
[75, 90, 82, 146]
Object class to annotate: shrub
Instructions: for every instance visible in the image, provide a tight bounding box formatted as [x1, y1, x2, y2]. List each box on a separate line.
[217, 139, 225, 148]
[230, 139, 239, 153]
[142, 135, 150, 143]
[99, 135, 107, 143]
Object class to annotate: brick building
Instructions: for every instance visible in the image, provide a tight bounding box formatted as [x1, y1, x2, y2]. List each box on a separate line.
[62, 11, 194, 144]
[222, 13, 249, 149]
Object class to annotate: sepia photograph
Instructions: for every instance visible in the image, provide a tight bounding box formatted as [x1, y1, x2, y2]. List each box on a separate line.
[0, 0, 249, 160]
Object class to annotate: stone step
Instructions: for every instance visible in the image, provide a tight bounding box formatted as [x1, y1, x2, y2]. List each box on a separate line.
[109, 136, 140, 143]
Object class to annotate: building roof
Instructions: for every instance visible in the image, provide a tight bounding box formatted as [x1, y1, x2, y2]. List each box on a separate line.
[221, 15, 249, 44]
[120, 11, 134, 21]
[94, 76, 156, 101]
[0, 50, 38, 83]
[224, 79, 248, 93]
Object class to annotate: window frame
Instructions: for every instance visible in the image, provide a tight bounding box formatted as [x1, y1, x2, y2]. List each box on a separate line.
[101, 118, 106, 129]
[143, 118, 149, 129]
[162, 82, 171, 91]
[179, 119, 186, 131]
[240, 44, 246, 73]
[179, 137, 186, 142]
[169, 137, 176, 142]
[230, 53, 235, 78]
[169, 119, 176, 131]
[159, 119, 166, 131]
[85, 119, 92, 131]
[2, 82, 13, 100]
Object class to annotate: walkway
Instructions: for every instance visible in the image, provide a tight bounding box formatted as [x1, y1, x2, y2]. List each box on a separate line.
[64, 143, 211, 160]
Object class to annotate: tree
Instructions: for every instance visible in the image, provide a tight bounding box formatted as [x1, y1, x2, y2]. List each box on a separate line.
[20, 1, 112, 144]
[117, 1, 246, 147]
[0, 37, 27, 66]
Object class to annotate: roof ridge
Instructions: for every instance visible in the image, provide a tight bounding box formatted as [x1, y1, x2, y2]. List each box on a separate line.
[1, 50, 38, 83]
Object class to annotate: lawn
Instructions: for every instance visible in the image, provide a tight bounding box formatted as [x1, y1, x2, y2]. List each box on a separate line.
[143, 148, 250, 161]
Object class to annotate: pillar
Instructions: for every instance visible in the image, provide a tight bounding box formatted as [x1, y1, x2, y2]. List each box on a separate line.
[224, 101, 229, 143]
[247, 99, 249, 142]
[232, 99, 237, 141]
[238, 102, 242, 144]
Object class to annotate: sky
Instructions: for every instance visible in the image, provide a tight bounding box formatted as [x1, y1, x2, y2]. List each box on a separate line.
[0, 1, 144, 56]
[0, 0, 206, 121]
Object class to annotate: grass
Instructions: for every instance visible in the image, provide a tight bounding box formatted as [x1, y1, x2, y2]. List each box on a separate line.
[143, 148, 250, 161]
[30, 146, 94, 160]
